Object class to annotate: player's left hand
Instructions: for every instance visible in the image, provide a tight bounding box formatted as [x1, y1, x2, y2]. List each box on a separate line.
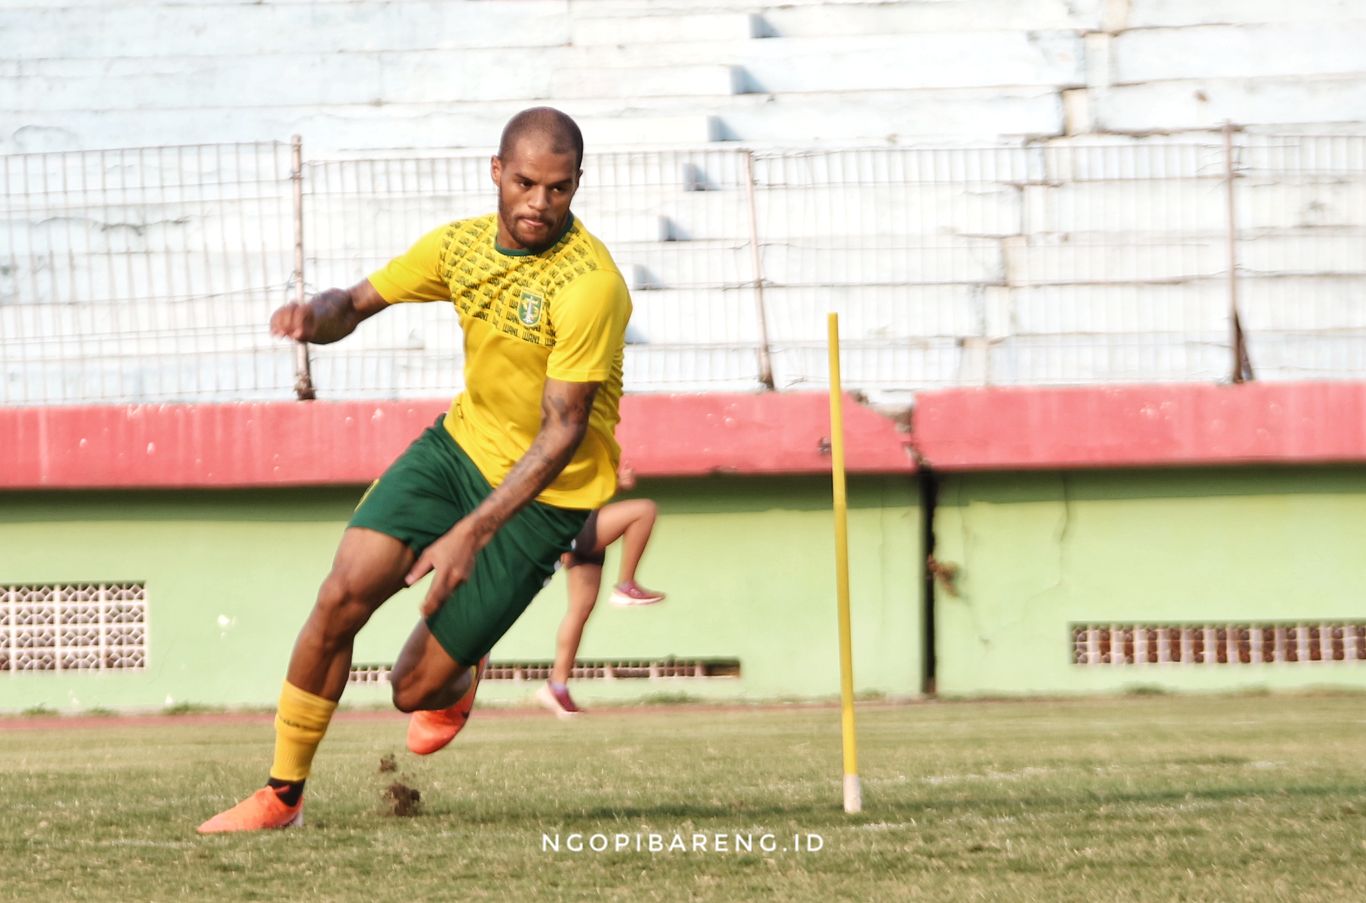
[406, 523, 481, 617]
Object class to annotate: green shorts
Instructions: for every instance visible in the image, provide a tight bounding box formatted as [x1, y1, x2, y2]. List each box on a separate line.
[349, 417, 589, 665]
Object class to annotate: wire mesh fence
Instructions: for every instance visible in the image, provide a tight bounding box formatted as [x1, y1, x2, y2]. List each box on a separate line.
[2, 133, 1363, 407]
[0, 143, 298, 404]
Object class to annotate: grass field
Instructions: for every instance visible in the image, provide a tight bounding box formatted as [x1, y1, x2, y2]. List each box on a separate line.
[2, 693, 1364, 902]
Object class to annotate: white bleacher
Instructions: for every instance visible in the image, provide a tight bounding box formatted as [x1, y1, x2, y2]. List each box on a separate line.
[4, 0, 1365, 153]
[2, 0, 1365, 404]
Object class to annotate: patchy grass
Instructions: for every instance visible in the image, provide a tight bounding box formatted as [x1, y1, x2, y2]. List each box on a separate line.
[1, 694, 1364, 902]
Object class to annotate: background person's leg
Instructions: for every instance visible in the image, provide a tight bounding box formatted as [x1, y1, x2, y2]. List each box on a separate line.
[593, 499, 658, 586]
[595, 500, 667, 605]
[552, 560, 602, 686]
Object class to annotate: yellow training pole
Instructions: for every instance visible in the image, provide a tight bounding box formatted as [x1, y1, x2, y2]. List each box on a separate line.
[826, 312, 862, 814]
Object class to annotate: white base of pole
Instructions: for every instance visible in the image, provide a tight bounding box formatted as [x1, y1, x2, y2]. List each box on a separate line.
[843, 774, 863, 814]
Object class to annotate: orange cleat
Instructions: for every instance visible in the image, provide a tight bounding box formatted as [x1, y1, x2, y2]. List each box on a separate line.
[406, 655, 489, 756]
[197, 787, 303, 834]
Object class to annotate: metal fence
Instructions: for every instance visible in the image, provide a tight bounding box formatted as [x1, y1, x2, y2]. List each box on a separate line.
[2, 132, 1364, 407]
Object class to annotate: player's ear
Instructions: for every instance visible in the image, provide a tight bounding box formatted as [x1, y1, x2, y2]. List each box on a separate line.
[490, 155, 502, 186]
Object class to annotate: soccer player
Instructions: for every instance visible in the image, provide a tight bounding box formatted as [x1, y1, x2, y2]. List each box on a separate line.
[537, 467, 667, 718]
[198, 107, 631, 833]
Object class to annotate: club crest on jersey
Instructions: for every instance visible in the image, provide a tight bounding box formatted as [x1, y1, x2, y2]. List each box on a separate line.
[518, 290, 543, 328]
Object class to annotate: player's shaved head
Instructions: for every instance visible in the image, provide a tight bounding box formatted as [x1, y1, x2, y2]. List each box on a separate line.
[498, 107, 584, 169]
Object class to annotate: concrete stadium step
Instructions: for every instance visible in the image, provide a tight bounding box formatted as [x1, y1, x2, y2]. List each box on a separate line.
[600, 180, 1024, 242]
[1031, 135, 1225, 180]
[1005, 234, 1227, 284]
[568, 32, 1084, 91]
[5, 206, 296, 258]
[1239, 233, 1366, 277]
[577, 191, 749, 243]
[624, 345, 768, 393]
[756, 0, 1105, 36]
[0, 106, 719, 155]
[308, 350, 466, 399]
[1090, 77, 1366, 135]
[0, 354, 296, 406]
[629, 286, 767, 344]
[0, 2, 570, 59]
[570, 11, 760, 45]
[1239, 278, 1366, 330]
[616, 235, 1008, 289]
[1112, 23, 1366, 83]
[757, 284, 987, 341]
[753, 184, 1023, 239]
[1242, 333, 1366, 380]
[304, 193, 670, 246]
[762, 237, 1006, 285]
[742, 32, 1082, 93]
[627, 284, 990, 346]
[768, 338, 968, 390]
[0, 252, 291, 308]
[1126, 0, 1366, 28]
[986, 334, 1232, 385]
[1024, 177, 1366, 233]
[1008, 227, 1366, 281]
[709, 89, 1064, 144]
[561, 0, 916, 13]
[749, 145, 1039, 186]
[1021, 181, 1226, 233]
[321, 303, 468, 353]
[613, 241, 754, 290]
[0, 49, 583, 112]
[577, 148, 749, 192]
[1008, 282, 1230, 336]
[1, 297, 274, 354]
[553, 65, 744, 100]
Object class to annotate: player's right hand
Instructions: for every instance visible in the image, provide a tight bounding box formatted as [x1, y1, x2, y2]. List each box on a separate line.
[270, 301, 315, 341]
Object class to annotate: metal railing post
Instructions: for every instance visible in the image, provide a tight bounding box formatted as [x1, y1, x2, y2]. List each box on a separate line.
[291, 134, 317, 400]
[1224, 122, 1254, 384]
[742, 149, 776, 390]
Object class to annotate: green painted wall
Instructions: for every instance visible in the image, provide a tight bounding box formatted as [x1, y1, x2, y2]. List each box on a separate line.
[0, 476, 923, 713]
[6, 466, 1364, 710]
[931, 468, 1366, 695]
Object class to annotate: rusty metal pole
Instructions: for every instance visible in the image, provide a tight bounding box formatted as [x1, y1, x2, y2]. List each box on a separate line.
[742, 149, 776, 390]
[1224, 122, 1254, 384]
[291, 135, 317, 400]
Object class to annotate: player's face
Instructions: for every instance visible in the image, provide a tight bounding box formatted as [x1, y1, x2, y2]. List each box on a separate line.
[491, 140, 581, 253]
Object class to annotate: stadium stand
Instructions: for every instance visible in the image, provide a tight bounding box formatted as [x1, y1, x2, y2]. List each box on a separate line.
[2, 0, 1365, 406]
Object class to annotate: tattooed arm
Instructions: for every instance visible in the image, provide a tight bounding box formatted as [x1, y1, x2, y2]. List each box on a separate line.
[407, 377, 600, 616]
[270, 280, 389, 345]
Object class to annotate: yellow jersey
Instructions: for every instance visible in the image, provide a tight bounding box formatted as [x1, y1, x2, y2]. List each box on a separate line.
[367, 213, 631, 509]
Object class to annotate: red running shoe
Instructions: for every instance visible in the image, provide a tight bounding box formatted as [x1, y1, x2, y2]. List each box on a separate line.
[406, 655, 488, 756]
[534, 682, 582, 719]
[609, 580, 666, 607]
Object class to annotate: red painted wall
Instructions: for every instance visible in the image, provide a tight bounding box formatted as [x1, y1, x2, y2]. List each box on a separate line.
[2, 382, 1363, 490]
[0, 392, 913, 489]
[912, 382, 1366, 471]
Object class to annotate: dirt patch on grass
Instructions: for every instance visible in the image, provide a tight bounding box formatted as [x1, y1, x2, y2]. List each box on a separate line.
[381, 781, 422, 817]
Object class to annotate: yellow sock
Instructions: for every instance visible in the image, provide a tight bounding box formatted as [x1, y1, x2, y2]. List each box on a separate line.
[270, 680, 338, 783]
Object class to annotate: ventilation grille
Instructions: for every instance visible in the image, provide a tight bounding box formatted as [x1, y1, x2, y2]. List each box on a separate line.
[350, 658, 740, 686]
[1, 583, 148, 672]
[1072, 623, 1366, 667]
